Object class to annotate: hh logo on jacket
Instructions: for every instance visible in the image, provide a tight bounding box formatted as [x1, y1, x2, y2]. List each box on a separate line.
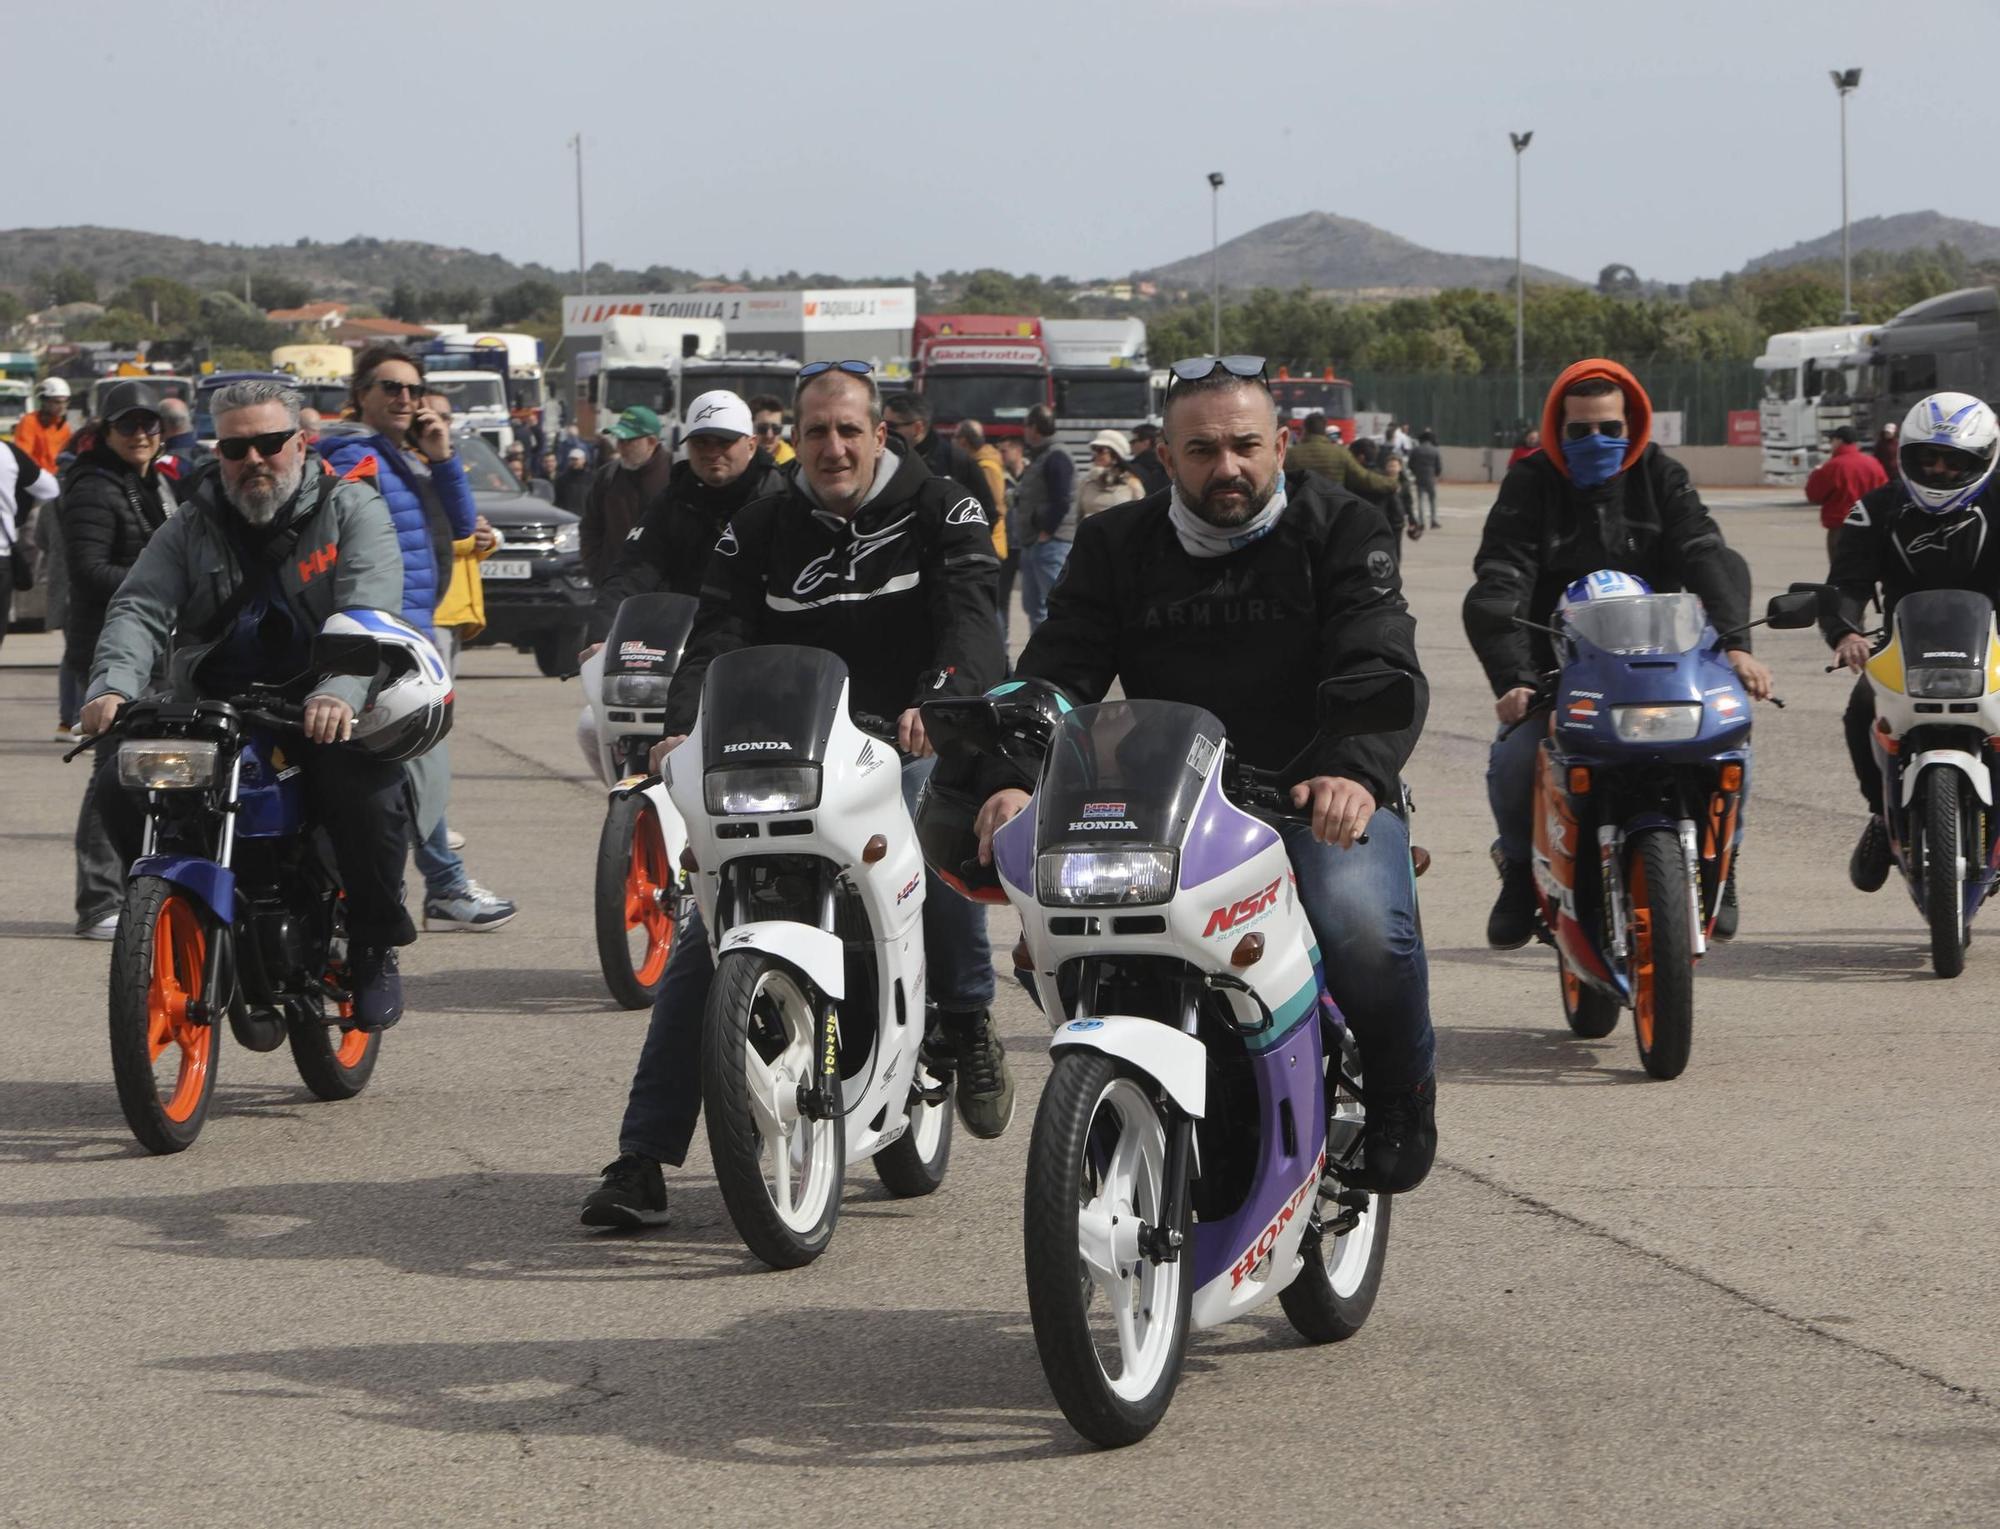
[297, 543, 337, 584]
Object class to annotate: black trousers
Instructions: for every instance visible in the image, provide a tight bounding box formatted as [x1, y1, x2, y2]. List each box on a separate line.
[101, 740, 417, 947]
[1842, 676, 1882, 812]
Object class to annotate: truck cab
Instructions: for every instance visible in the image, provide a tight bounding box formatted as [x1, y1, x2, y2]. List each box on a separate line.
[677, 352, 802, 419]
[1269, 371, 1358, 444]
[588, 316, 725, 441]
[1856, 287, 2000, 442]
[911, 314, 1051, 441]
[1045, 318, 1150, 469]
[1753, 324, 1876, 486]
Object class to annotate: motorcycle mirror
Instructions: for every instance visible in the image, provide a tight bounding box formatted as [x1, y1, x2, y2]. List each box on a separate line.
[1764, 590, 1820, 630]
[919, 697, 1002, 756]
[310, 633, 381, 678]
[1315, 669, 1417, 739]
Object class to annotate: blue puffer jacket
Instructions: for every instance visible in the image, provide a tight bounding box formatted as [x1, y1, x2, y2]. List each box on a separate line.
[316, 432, 477, 633]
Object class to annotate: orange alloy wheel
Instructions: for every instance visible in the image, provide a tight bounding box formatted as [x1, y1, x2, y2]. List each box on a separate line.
[148, 895, 215, 1123]
[627, 803, 677, 985]
[333, 1027, 372, 1067]
[1627, 855, 1656, 1053]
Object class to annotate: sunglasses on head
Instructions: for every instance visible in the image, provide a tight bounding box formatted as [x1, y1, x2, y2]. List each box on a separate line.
[1167, 355, 1268, 388]
[1562, 419, 1627, 442]
[371, 378, 426, 399]
[795, 359, 875, 382]
[216, 429, 297, 462]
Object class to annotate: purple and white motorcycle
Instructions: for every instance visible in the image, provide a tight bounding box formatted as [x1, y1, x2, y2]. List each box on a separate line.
[923, 672, 1411, 1447]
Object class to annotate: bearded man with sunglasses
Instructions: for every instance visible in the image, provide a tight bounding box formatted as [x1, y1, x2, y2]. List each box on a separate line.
[969, 354, 1441, 1195]
[579, 359, 1008, 1231]
[1464, 359, 1768, 950]
[79, 379, 418, 1025]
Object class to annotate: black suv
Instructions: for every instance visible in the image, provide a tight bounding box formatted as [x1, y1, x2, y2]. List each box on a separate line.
[315, 423, 592, 675]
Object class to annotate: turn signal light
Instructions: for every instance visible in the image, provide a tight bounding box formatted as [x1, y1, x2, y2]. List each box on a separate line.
[1231, 933, 1266, 968]
[862, 834, 888, 865]
[1568, 766, 1592, 795]
[1719, 763, 1743, 791]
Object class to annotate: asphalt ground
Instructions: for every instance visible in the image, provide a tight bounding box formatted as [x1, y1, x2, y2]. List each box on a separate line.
[3, 484, 1998, 1528]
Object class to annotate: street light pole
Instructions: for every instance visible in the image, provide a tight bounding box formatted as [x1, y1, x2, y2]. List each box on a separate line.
[571, 132, 588, 297]
[1509, 132, 1532, 427]
[1207, 171, 1225, 355]
[1830, 69, 1862, 321]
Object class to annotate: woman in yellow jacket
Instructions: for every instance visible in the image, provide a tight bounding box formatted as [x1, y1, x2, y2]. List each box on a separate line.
[432, 515, 501, 671]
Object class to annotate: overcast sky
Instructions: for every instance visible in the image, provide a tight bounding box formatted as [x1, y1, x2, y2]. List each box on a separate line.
[10, 0, 1995, 288]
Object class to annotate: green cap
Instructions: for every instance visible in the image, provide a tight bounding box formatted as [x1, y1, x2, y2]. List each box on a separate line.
[608, 405, 662, 441]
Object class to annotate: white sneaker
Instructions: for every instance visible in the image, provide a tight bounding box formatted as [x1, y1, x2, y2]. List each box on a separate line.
[445, 828, 467, 851]
[77, 913, 119, 941]
[423, 883, 517, 932]
[54, 722, 76, 742]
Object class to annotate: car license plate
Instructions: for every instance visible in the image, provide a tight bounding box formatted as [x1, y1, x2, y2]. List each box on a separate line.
[484, 560, 532, 580]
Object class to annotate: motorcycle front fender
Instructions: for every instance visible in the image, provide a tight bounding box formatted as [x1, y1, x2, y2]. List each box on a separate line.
[715, 920, 846, 1000]
[130, 855, 236, 926]
[1051, 1016, 1206, 1118]
[1901, 751, 1992, 809]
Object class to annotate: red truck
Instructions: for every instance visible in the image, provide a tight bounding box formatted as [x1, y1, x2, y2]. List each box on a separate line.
[911, 314, 1053, 441]
[1270, 367, 1357, 443]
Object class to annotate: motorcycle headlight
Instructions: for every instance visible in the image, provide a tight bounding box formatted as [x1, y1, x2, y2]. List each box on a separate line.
[703, 764, 821, 815]
[606, 673, 673, 707]
[1611, 704, 1703, 744]
[554, 523, 581, 555]
[1906, 665, 1985, 700]
[1036, 849, 1176, 908]
[118, 740, 222, 790]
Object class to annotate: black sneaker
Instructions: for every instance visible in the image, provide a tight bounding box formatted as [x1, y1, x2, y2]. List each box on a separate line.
[1712, 861, 1740, 942]
[580, 1153, 669, 1229]
[348, 945, 404, 1031]
[927, 1008, 1015, 1140]
[1850, 814, 1891, 893]
[1486, 855, 1537, 949]
[1349, 1075, 1437, 1195]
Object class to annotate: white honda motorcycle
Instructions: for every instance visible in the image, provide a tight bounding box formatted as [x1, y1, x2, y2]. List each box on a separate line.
[577, 594, 697, 1009]
[664, 642, 953, 1268]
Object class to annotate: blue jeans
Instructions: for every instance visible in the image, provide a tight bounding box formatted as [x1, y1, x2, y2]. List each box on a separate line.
[1279, 809, 1435, 1093]
[413, 812, 466, 899]
[1486, 711, 1548, 866]
[618, 754, 996, 1165]
[1018, 538, 1072, 632]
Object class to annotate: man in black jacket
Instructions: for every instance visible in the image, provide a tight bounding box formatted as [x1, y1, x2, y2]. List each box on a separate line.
[884, 391, 997, 523]
[971, 357, 1440, 1195]
[581, 362, 1008, 1230]
[1821, 391, 2000, 889]
[1464, 360, 1768, 949]
[581, 390, 788, 647]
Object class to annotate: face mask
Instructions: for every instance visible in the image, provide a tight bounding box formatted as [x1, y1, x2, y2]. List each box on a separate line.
[1562, 429, 1629, 489]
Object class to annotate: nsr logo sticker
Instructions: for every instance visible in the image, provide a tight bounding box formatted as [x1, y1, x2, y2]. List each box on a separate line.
[1204, 876, 1281, 937]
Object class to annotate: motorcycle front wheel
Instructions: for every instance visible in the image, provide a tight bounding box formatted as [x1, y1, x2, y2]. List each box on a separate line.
[1024, 1050, 1191, 1448]
[1919, 773, 1970, 980]
[701, 950, 844, 1269]
[108, 877, 220, 1154]
[1627, 829, 1695, 1080]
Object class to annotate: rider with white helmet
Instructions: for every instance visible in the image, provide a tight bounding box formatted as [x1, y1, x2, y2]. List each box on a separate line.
[1825, 390, 2000, 889]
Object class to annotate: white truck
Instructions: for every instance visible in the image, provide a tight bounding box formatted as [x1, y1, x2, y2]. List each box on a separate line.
[588, 316, 725, 440]
[1045, 318, 1151, 470]
[420, 369, 515, 455]
[425, 331, 548, 439]
[1754, 324, 1877, 486]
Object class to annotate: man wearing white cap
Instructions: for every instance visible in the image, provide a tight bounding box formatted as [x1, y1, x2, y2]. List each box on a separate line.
[581, 390, 790, 647]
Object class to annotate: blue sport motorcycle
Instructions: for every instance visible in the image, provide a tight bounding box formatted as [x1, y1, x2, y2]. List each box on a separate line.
[1497, 587, 1817, 1079]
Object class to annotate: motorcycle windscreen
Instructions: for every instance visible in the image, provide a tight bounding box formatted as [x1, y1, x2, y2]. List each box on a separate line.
[603, 594, 699, 677]
[1893, 588, 1995, 667]
[1563, 593, 1706, 656]
[1035, 698, 1224, 848]
[699, 644, 850, 768]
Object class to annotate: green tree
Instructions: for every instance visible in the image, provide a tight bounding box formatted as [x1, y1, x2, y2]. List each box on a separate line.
[110, 276, 203, 329]
[488, 277, 563, 327]
[49, 266, 97, 306]
[0, 289, 24, 332]
[386, 281, 422, 322]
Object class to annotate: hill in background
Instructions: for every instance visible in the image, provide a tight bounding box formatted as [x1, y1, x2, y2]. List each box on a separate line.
[1743, 210, 2000, 272]
[1144, 210, 1582, 295]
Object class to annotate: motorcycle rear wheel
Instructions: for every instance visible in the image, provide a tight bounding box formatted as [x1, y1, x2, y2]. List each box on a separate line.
[1560, 965, 1619, 1039]
[1281, 1029, 1391, 1342]
[1024, 1051, 1191, 1448]
[108, 878, 220, 1154]
[594, 793, 680, 1010]
[1627, 829, 1695, 1080]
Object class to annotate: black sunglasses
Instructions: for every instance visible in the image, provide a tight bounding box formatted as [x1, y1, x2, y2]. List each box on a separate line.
[753, 421, 784, 435]
[1562, 419, 1627, 442]
[1167, 355, 1268, 388]
[216, 429, 298, 462]
[109, 414, 162, 437]
[795, 359, 874, 382]
[371, 378, 426, 399]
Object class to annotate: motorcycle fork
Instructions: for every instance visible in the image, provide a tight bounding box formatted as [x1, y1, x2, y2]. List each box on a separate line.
[1140, 982, 1200, 1265]
[799, 867, 844, 1123]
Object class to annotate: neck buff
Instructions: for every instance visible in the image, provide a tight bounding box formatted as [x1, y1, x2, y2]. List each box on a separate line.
[1561, 430, 1629, 489]
[1167, 477, 1288, 558]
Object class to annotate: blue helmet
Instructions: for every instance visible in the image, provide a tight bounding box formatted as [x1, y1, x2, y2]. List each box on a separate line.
[1559, 569, 1653, 614]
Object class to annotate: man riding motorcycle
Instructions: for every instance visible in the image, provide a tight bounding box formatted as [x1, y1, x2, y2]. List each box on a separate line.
[1466, 358, 1769, 950]
[78, 378, 421, 1029]
[968, 354, 1440, 1195]
[580, 360, 1008, 1229]
[1823, 391, 2000, 889]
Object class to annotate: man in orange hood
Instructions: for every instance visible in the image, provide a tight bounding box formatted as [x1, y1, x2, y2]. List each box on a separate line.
[1462, 359, 1769, 949]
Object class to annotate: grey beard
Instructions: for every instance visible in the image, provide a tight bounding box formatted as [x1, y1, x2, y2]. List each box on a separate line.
[228, 460, 305, 526]
[1185, 474, 1277, 528]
